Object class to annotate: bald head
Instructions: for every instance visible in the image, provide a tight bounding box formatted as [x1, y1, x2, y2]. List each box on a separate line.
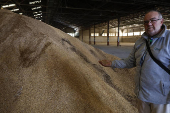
[145, 10, 162, 19]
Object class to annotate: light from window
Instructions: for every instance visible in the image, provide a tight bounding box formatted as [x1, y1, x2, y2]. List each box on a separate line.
[91, 33, 99, 36]
[67, 33, 74, 37]
[128, 32, 133, 36]
[141, 31, 145, 34]
[109, 33, 115, 36]
[102, 33, 106, 36]
[134, 32, 140, 36]
[123, 33, 127, 36]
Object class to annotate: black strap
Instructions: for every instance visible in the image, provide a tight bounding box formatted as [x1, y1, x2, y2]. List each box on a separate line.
[145, 39, 170, 74]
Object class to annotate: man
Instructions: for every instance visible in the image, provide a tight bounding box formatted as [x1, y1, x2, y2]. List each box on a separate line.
[99, 10, 170, 113]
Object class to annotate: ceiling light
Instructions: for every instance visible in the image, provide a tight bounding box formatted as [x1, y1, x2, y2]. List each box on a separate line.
[33, 12, 38, 14]
[34, 13, 42, 17]
[2, 4, 16, 8]
[11, 8, 19, 12]
[29, 0, 41, 4]
[32, 6, 41, 10]
[33, 11, 42, 14]
[37, 13, 42, 15]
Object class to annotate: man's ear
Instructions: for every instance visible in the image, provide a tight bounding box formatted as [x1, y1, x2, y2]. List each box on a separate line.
[161, 18, 164, 24]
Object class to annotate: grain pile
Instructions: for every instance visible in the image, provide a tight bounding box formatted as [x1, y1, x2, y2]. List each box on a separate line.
[0, 9, 138, 113]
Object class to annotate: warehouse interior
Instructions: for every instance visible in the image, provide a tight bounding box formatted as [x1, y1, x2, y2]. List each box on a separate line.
[1, 1, 170, 112]
[1, 0, 170, 46]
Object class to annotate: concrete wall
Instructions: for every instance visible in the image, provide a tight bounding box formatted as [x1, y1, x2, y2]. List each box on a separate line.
[121, 36, 141, 42]
[82, 36, 121, 44]
[79, 28, 142, 45]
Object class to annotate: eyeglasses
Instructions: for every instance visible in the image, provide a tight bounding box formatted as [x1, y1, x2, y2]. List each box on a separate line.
[144, 18, 162, 24]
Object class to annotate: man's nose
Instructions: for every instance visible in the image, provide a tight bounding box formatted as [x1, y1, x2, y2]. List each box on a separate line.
[147, 20, 152, 25]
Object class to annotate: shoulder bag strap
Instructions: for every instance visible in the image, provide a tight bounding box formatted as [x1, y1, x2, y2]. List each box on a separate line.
[145, 39, 170, 74]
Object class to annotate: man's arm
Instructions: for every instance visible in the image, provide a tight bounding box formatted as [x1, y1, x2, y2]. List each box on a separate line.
[99, 45, 136, 68]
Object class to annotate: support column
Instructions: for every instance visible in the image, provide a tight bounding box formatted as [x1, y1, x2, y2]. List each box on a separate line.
[94, 24, 95, 45]
[117, 17, 120, 46]
[82, 29, 83, 42]
[107, 21, 109, 46]
[89, 28, 91, 44]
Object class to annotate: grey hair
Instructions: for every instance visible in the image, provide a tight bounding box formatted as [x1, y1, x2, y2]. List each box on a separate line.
[145, 10, 163, 19]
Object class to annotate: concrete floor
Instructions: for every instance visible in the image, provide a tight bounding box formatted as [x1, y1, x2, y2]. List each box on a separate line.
[93, 42, 135, 59]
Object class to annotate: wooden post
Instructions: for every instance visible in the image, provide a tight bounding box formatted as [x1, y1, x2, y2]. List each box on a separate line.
[107, 21, 109, 46]
[89, 28, 91, 44]
[94, 24, 95, 45]
[117, 17, 120, 46]
[82, 29, 83, 42]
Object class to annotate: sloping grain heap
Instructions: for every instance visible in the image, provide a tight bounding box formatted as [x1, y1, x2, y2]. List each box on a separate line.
[0, 9, 137, 113]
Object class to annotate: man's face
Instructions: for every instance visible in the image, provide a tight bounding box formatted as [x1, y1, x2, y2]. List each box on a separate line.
[144, 11, 164, 37]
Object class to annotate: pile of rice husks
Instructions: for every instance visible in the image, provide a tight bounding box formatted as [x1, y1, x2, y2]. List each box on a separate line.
[0, 9, 137, 113]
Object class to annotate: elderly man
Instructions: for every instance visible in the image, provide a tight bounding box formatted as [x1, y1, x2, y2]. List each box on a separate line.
[99, 10, 170, 113]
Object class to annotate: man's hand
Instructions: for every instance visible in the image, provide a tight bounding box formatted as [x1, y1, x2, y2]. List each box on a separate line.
[98, 60, 112, 67]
